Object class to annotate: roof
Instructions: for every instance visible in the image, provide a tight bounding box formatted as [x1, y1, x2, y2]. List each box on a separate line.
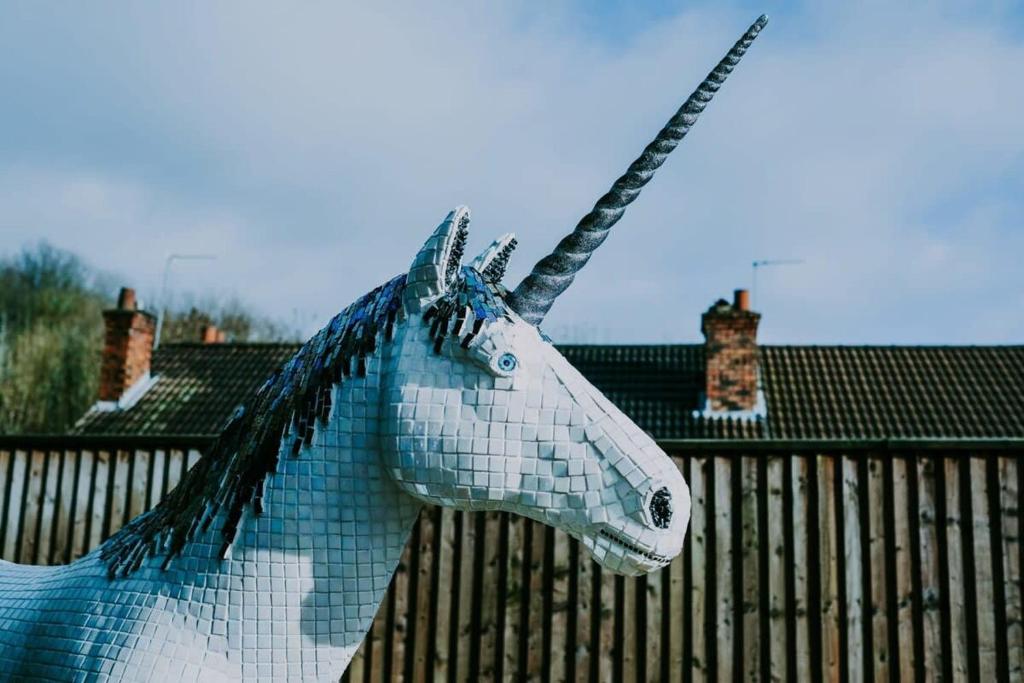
[74, 343, 299, 436]
[560, 344, 1024, 440]
[75, 342, 1024, 441]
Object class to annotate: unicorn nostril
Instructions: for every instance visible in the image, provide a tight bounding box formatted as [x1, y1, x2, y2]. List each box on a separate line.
[650, 487, 672, 529]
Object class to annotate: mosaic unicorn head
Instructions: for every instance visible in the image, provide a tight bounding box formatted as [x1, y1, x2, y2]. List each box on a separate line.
[0, 16, 766, 681]
[390, 204, 688, 574]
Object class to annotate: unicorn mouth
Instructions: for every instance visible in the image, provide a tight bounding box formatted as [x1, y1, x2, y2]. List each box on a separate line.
[599, 528, 670, 565]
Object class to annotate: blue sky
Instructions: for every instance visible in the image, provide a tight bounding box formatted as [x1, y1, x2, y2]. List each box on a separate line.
[1, 2, 1021, 344]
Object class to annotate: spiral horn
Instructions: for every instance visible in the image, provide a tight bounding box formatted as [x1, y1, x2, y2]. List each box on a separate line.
[506, 15, 768, 325]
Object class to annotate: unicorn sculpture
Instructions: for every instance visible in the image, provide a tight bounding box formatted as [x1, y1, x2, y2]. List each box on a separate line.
[0, 16, 766, 682]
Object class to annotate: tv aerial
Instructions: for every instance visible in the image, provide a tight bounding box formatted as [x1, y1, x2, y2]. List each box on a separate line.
[751, 259, 804, 308]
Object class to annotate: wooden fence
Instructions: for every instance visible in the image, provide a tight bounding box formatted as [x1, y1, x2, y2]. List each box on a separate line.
[0, 436, 1021, 682]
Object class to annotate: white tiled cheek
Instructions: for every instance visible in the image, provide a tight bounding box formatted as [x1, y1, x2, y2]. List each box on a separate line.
[384, 314, 689, 576]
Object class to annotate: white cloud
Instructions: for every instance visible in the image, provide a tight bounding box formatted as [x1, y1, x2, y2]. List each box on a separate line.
[0, 2, 1021, 343]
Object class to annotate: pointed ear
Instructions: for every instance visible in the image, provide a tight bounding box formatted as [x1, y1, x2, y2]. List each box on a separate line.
[403, 206, 470, 313]
[469, 233, 517, 283]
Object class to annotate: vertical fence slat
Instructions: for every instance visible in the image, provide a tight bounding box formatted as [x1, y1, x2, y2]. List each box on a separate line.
[165, 449, 185, 494]
[369, 576, 391, 682]
[985, 455, 1009, 683]
[598, 559, 616, 681]
[613, 574, 625, 682]
[36, 450, 61, 565]
[942, 458, 968, 680]
[129, 449, 150, 523]
[802, 454, 827, 683]
[790, 455, 809, 682]
[105, 449, 131, 539]
[70, 450, 94, 562]
[1001, 456, 1023, 681]
[906, 454, 926, 683]
[642, 569, 659, 683]
[749, 454, 765, 683]
[0, 450, 11, 556]
[406, 509, 432, 683]
[968, 457, 996, 681]
[549, 527, 570, 683]
[664, 552, 681, 682]
[19, 450, 46, 564]
[50, 450, 76, 565]
[816, 455, 840, 683]
[346, 634, 366, 683]
[467, 512, 485, 682]
[501, 512, 524, 682]
[842, 455, 863, 683]
[866, 456, 888, 681]
[481, 511, 505, 680]
[766, 455, 786, 682]
[714, 456, 734, 682]
[442, 508, 463, 682]
[921, 456, 942, 679]
[890, 458, 915, 682]
[570, 536, 591, 682]
[387, 527, 410, 682]
[527, 520, 547, 681]
[89, 450, 110, 560]
[621, 572, 637, 683]
[148, 449, 166, 509]
[2, 451, 27, 561]
[687, 454, 707, 682]
[739, 454, 759, 682]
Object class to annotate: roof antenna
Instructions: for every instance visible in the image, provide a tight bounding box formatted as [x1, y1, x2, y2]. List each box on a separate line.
[751, 259, 804, 309]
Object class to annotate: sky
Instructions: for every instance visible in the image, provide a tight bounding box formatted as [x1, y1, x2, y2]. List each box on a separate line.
[1, 1, 1022, 345]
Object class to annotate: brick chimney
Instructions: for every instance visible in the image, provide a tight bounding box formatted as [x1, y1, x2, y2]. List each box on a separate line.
[99, 287, 156, 403]
[701, 288, 762, 413]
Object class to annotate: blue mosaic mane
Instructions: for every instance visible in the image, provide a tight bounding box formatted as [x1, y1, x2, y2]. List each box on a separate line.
[102, 267, 510, 577]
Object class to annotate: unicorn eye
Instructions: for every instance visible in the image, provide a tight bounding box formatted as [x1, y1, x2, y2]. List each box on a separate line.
[496, 352, 518, 373]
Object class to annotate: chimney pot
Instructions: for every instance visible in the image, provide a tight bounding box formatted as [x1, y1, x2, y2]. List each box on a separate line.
[117, 287, 137, 310]
[734, 289, 750, 311]
[202, 324, 221, 344]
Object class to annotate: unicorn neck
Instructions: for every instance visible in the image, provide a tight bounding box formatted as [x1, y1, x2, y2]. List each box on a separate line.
[130, 359, 423, 680]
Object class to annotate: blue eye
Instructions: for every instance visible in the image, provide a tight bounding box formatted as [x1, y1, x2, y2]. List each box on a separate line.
[496, 352, 518, 373]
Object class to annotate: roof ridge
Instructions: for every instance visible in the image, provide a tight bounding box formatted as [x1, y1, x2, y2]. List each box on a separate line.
[158, 342, 303, 348]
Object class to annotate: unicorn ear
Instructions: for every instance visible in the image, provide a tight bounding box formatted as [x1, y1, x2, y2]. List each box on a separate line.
[403, 206, 470, 313]
[470, 233, 517, 283]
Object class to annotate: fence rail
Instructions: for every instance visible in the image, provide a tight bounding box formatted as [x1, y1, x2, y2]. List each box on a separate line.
[0, 437, 1021, 682]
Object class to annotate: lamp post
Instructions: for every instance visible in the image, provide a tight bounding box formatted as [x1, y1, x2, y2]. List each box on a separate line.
[154, 254, 217, 349]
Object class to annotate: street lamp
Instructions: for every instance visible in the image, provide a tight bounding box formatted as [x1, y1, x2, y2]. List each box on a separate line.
[154, 253, 217, 349]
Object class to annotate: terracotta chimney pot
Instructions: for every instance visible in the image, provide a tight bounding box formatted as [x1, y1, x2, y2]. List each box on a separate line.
[202, 324, 221, 344]
[734, 288, 750, 312]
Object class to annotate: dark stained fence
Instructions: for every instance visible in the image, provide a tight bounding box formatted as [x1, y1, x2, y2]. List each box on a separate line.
[0, 436, 1021, 681]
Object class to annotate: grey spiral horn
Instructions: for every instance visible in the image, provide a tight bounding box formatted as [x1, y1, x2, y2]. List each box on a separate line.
[507, 15, 768, 326]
